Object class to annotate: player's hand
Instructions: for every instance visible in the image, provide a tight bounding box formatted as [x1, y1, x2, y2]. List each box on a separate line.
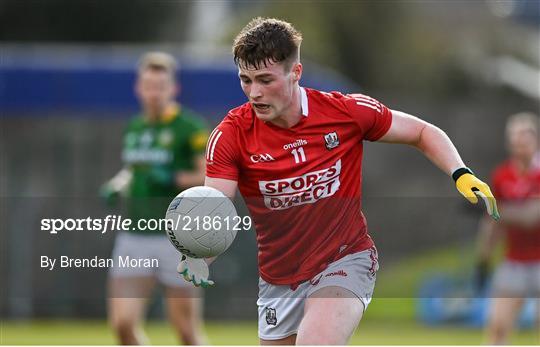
[100, 169, 132, 206]
[177, 255, 214, 288]
[99, 182, 120, 206]
[453, 168, 500, 221]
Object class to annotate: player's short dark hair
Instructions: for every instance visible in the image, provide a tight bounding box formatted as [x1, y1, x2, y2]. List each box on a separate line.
[233, 17, 303, 71]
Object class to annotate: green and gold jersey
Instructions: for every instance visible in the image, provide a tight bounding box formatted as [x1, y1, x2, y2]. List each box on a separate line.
[122, 104, 208, 233]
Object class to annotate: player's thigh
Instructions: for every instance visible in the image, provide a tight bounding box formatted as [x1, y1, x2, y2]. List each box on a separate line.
[107, 276, 156, 326]
[257, 278, 304, 342]
[164, 286, 204, 324]
[296, 286, 364, 345]
[487, 296, 525, 328]
[489, 262, 528, 326]
[109, 232, 163, 284]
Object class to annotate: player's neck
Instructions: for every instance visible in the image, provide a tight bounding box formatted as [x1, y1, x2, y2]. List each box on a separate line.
[512, 155, 533, 174]
[143, 106, 167, 123]
[268, 86, 302, 129]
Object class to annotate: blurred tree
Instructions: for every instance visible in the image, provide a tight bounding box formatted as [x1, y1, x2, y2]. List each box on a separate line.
[236, 1, 477, 96]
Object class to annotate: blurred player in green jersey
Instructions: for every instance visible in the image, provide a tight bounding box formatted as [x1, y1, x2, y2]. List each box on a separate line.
[101, 52, 209, 345]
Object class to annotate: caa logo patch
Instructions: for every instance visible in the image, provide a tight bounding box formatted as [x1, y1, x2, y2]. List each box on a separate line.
[250, 153, 275, 163]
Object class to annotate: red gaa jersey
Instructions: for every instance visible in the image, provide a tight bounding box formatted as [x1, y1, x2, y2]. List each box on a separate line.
[206, 87, 392, 285]
[492, 158, 540, 262]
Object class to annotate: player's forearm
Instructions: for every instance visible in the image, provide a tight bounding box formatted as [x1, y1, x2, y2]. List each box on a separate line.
[414, 123, 466, 176]
[205, 256, 217, 265]
[204, 177, 238, 198]
[107, 168, 133, 192]
[476, 216, 500, 261]
[383, 111, 465, 175]
[174, 155, 206, 188]
[499, 200, 540, 228]
[175, 170, 205, 188]
[383, 111, 499, 219]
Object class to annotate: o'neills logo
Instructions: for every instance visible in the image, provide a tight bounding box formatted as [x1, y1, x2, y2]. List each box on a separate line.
[258, 160, 341, 210]
[283, 139, 308, 150]
[325, 270, 347, 277]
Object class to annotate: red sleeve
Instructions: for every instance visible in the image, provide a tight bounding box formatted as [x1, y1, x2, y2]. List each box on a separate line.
[344, 93, 393, 141]
[205, 119, 240, 180]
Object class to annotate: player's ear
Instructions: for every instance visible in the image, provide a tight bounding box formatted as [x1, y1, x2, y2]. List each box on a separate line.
[292, 62, 302, 82]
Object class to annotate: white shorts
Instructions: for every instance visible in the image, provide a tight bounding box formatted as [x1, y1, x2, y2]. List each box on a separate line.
[108, 232, 189, 288]
[492, 260, 540, 296]
[257, 247, 379, 340]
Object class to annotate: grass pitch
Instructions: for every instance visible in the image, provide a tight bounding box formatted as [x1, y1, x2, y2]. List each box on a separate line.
[2, 246, 537, 345]
[1, 315, 538, 345]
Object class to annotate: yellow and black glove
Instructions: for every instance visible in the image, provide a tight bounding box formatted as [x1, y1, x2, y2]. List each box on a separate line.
[453, 167, 499, 221]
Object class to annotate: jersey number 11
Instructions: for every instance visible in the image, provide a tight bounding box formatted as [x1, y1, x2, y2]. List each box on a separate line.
[291, 147, 307, 164]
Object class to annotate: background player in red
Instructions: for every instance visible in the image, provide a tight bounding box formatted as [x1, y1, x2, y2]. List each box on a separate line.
[476, 112, 540, 345]
[178, 17, 500, 344]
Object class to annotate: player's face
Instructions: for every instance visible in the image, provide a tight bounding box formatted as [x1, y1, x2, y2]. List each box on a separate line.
[238, 60, 301, 122]
[507, 123, 538, 160]
[135, 69, 177, 116]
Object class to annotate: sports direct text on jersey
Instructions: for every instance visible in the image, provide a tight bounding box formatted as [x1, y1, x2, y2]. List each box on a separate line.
[258, 160, 341, 210]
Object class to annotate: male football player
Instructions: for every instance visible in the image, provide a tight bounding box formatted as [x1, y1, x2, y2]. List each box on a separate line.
[476, 112, 540, 344]
[178, 18, 499, 345]
[102, 52, 208, 345]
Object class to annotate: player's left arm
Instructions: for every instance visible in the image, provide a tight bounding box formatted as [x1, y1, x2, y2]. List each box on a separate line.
[496, 198, 540, 229]
[173, 127, 209, 188]
[174, 154, 206, 188]
[378, 110, 499, 220]
[474, 215, 503, 291]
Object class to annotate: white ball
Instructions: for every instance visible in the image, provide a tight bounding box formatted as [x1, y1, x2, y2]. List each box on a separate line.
[165, 186, 238, 258]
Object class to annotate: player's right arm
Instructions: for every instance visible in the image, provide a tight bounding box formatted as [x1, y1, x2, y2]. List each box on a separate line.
[475, 215, 503, 291]
[100, 118, 137, 205]
[204, 177, 238, 198]
[496, 199, 540, 229]
[178, 175, 237, 286]
[204, 120, 241, 197]
[178, 120, 241, 287]
[99, 167, 133, 205]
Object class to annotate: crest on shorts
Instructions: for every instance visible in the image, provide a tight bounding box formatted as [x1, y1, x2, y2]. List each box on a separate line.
[265, 307, 277, 326]
[324, 131, 339, 150]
